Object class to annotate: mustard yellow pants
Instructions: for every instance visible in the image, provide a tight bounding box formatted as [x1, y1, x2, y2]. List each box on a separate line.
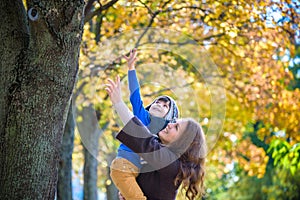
[110, 157, 147, 200]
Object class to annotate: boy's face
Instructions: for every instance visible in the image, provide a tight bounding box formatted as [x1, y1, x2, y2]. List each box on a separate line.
[149, 99, 170, 118]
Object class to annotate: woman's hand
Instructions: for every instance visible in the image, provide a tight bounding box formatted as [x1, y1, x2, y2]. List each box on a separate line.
[105, 76, 122, 105]
[123, 48, 137, 70]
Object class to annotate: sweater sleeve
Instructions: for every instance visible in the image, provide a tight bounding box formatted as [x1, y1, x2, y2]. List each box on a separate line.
[113, 101, 134, 125]
[116, 117, 179, 170]
[128, 70, 139, 94]
[128, 70, 150, 125]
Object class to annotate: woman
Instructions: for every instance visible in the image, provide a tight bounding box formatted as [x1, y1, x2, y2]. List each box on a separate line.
[105, 76, 207, 200]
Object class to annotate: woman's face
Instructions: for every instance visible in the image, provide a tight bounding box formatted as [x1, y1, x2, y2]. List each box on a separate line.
[158, 119, 188, 145]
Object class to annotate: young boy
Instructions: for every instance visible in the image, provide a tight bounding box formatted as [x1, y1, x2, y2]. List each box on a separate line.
[110, 49, 179, 200]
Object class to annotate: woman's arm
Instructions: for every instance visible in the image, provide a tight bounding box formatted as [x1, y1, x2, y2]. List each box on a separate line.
[114, 101, 134, 125]
[105, 76, 133, 125]
[116, 117, 179, 170]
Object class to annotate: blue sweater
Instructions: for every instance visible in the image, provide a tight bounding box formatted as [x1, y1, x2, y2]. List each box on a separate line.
[116, 70, 150, 168]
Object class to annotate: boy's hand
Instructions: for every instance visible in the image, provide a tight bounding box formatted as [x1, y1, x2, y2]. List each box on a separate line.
[123, 48, 137, 70]
[105, 76, 122, 105]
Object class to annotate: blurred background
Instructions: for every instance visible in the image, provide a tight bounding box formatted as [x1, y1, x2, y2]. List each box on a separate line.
[63, 0, 300, 199]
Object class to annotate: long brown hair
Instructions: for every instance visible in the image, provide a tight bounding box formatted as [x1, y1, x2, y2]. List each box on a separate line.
[170, 118, 207, 200]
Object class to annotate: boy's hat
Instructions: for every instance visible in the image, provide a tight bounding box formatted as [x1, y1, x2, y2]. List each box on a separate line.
[145, 95, 179, 121]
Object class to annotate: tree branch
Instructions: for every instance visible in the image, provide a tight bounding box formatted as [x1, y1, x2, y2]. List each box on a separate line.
[135, 8, 161, 47]
[143, 82, 192, 97]
[137, 0, 155, 15]
[84, 0, 119, 23]
[84, 0, 97, 17]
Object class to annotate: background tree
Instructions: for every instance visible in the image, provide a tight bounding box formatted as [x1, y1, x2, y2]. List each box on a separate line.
[57, 104, 75, 200]
[56, 1, 119, 199]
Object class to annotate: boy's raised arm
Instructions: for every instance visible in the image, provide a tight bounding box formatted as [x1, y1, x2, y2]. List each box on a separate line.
[123, 48, 137, 71]
[124, 49, 150, 125]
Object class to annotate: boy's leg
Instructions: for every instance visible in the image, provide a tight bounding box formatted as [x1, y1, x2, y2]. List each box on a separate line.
[110, 157, 146, 200]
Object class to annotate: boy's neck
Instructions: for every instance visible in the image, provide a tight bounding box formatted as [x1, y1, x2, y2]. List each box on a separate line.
[148, 115, 168, 135]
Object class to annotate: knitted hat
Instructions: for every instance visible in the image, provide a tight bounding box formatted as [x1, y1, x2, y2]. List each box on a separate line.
[145, 95, 179, 122]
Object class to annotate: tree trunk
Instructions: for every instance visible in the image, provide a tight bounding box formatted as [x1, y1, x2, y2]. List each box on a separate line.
[83, 147, 99, 200]
[106, 153, 118, 200]
[77, 106, 101, 200]
[57, 104, 75, 200]
[0, 0, 84, 199]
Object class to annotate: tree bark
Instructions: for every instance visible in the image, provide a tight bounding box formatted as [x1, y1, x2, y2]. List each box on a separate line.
[57, 104, 75, 200]
[0, 0, 84, 199]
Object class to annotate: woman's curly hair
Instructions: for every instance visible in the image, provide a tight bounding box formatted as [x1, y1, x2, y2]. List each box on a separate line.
[170, 118, 207, 200]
